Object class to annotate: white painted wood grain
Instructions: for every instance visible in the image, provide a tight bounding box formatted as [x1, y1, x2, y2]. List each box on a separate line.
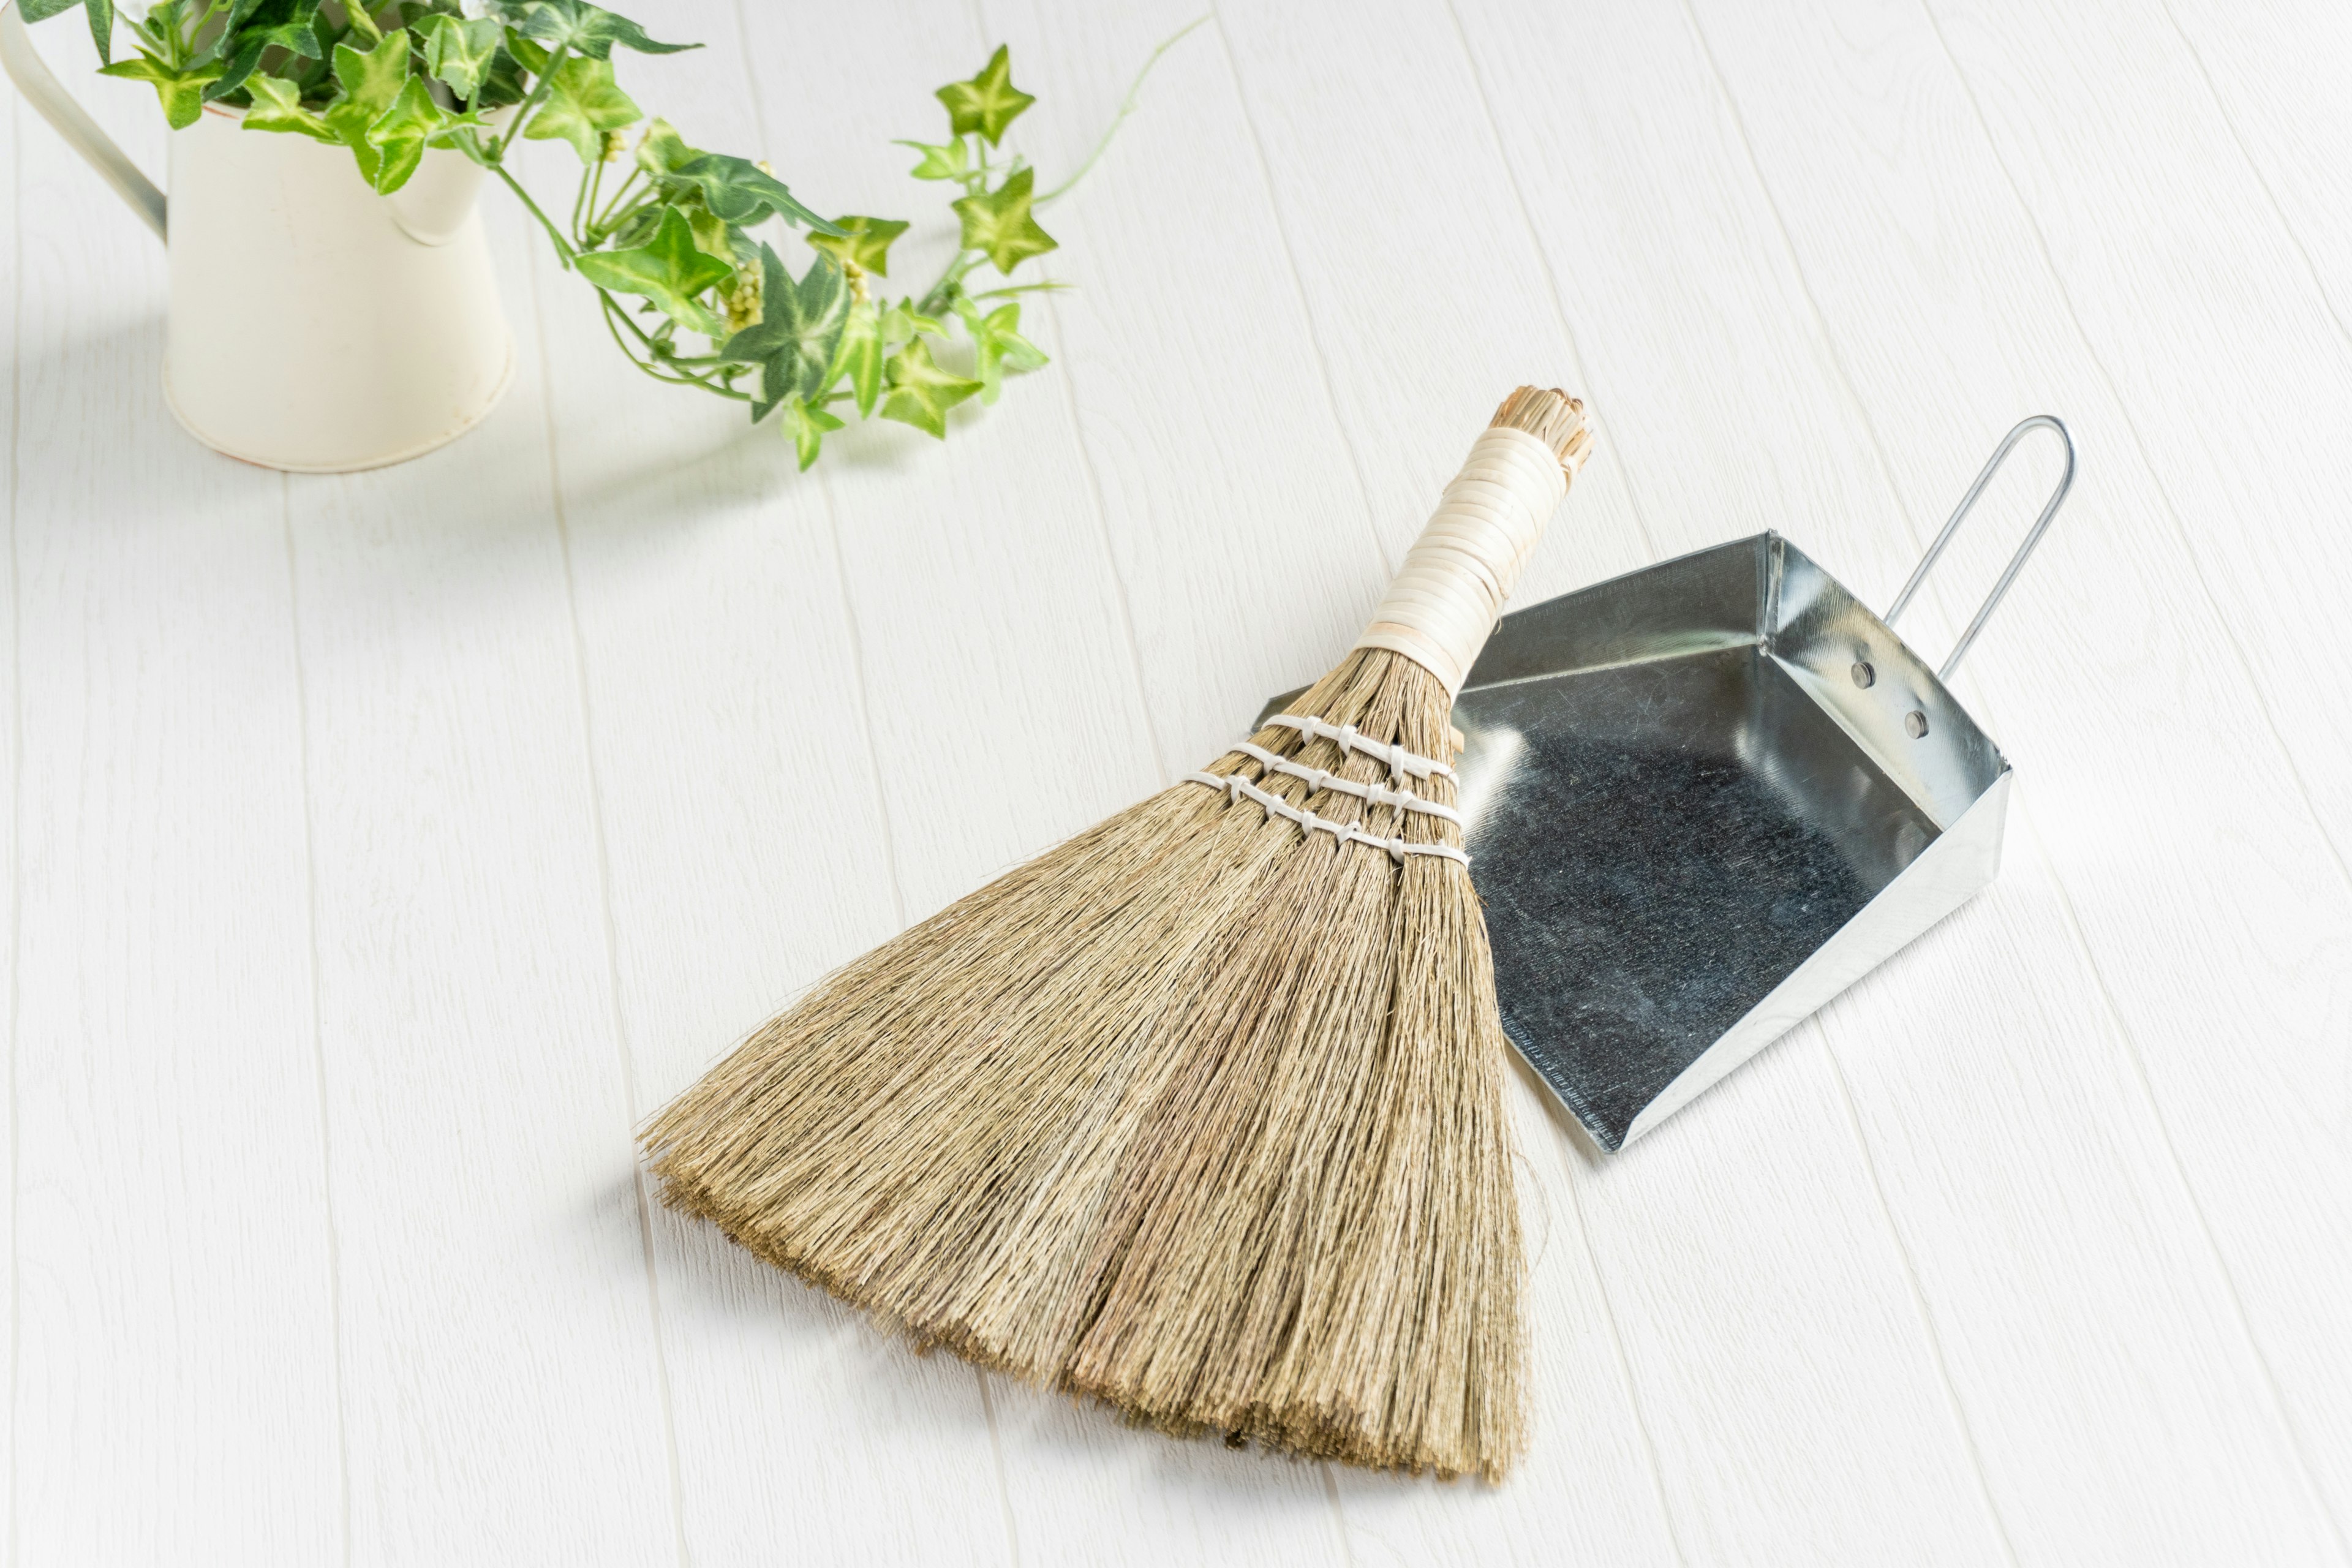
[1442, 2, 2018, 1559]
[2163, 0, 2352, 328]
[8, 26, 341, 1566]
[1204, 1, 1689, 1562]
[285, 203, 678, 1567]
[732, 1, 1354, 1559]
[974, 0, 1392, 775]
[1906, 0, 2352, 1546]
[6, 1, 2352, 1564]
[517, 5, 1022, 1557]
[1675, 1, 2350, 1561]
[2, 86, 20, 1566]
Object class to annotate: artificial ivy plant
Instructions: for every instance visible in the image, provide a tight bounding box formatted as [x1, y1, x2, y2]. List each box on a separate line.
[20, 0, 1189, 467]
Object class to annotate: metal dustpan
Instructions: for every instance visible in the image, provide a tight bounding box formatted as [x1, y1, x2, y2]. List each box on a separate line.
[1268, 417, 2075, 1153]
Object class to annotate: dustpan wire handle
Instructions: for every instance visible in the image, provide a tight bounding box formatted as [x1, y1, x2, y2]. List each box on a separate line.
[1883, 415, 2075, 680]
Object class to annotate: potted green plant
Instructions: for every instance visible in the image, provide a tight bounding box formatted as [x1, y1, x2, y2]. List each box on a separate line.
[0, 0, 1186, 471]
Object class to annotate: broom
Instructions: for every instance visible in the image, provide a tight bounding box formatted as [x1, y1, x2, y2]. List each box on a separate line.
[646, 386, 1594, 1481]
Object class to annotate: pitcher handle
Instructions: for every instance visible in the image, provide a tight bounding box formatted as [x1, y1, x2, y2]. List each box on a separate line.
[1, 1, 167, 240]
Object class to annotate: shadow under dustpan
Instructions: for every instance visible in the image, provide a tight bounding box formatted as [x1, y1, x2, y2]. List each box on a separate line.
[1263, 416, 2076, 1153]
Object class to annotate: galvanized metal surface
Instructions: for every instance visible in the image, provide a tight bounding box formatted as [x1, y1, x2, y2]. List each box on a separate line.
[1264, 420, 2073, 1152]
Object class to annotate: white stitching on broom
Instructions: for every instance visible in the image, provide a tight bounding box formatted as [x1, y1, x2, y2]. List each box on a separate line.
[1222, 741, 1463, 826]
[1183, 769, 1472, 866]
[1257, 714, 1456, 781]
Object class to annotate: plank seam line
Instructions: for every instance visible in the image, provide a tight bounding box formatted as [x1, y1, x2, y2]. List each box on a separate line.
[1441, 9, 1681, 1551]
[1544, 1129, 1690, 1567]
[1673, 0, 1931, 612]
[1915, 2, 2352, 908]
[6, 91, 22, 1568]
[1697, 4, 2350, 1547]
[1914, 4, 2352, 1553]
[281, 470, 355, 1568]
[1317, 1464, 1356, 1568]
[521, 210, 693, 1568]
[1441, 0, 1663, 565]
[735, 6, 1019, 1561]
[2020, 788, 2352, 1565]
[1215, 11, 1506, 1529]
[1810, 1020, 2024, 1567]
[2158, 0, 2352, 361]
[974, 1377, 1023, 1568]
[1670, 14, 2032, 1544]
[1035, 289, 1171, 786]
[1209, 7, 1396, 586]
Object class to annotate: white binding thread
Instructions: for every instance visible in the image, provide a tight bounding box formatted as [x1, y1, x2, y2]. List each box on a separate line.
[1223, 741, 1461, 826]
[1183, 770, 1471, 866]
[1351, 425, 1570, 698]
[1258, 714, 1455, 782]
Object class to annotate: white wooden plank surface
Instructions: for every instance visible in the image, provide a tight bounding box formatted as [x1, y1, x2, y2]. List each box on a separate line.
[289, 205, 681, 1567]
[9, 29, 343, 1567]
[7, 1, 2351, 1564]
[1676, 1, 2350, 1561]
[1442, 2, 2021, 1559]
[1202, 3, 1681, 1561]
[1901, 0, 2352, 1545]
[1, 88, 18, 1562]
[514, 2, 1017, 1551]
[793, 1, 1353, 1557]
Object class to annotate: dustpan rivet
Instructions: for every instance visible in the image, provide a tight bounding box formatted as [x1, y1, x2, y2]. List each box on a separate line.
[1904, 710, 1931, 739]
[1851, 661, 1876, 688]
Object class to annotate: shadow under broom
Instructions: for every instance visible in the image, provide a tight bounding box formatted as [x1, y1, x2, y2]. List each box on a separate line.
[646, 386, 1594, 1481]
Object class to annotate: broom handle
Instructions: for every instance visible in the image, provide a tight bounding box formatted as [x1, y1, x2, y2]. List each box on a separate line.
[1352, 389, 1593, 698]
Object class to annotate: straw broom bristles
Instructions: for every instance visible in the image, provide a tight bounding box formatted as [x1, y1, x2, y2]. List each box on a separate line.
[646, 386, 1592, 1482]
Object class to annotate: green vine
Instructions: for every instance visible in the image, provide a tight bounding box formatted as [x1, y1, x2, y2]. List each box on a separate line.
[20, 0, 1199, 469]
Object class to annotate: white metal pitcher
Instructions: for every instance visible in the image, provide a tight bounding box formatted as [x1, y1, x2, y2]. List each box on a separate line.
[1, 3, 513, 472]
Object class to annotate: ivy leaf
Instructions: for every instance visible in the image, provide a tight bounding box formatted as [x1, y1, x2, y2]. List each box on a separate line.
[954, 300, 1049, 405]
[879, 337, 982, 439]
[513, 0, 696, 59]
[201, 0, 288, 101]
[781, 398, 846, 472]
[657, 153, 834, 232]
[418, 13, 505, 102]
[503, 27, 551, 75]
[98, 52, 223, 131]
[473, 43, 530, 108]
[320, 29, 429, 191]
[204, 34, 268, 101]
[893, 137, 968, 181]
[191, 0, 265, 64]
[242, 73, 337, 141]
[358, 85, 440, 192]
[880, 301, 946, 344]
[524, 53, 641, 164]
[633, 116, 698, 179]
[722, 245, 850, 419]
[328, 25, 410, 121]
[807, 216, 909, 277]
[380, 78, 466, 141]
[935, 45, 1033, 146]
[951, 167, 1057, 273]
[829, 300, 885, 418]
[238, 0, 324, 63]
[576, 206, 737, 337]
[679, 195, 732, 262]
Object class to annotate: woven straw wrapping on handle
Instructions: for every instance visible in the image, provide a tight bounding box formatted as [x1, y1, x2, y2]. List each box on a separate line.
[1351, 426, 1570, 698]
